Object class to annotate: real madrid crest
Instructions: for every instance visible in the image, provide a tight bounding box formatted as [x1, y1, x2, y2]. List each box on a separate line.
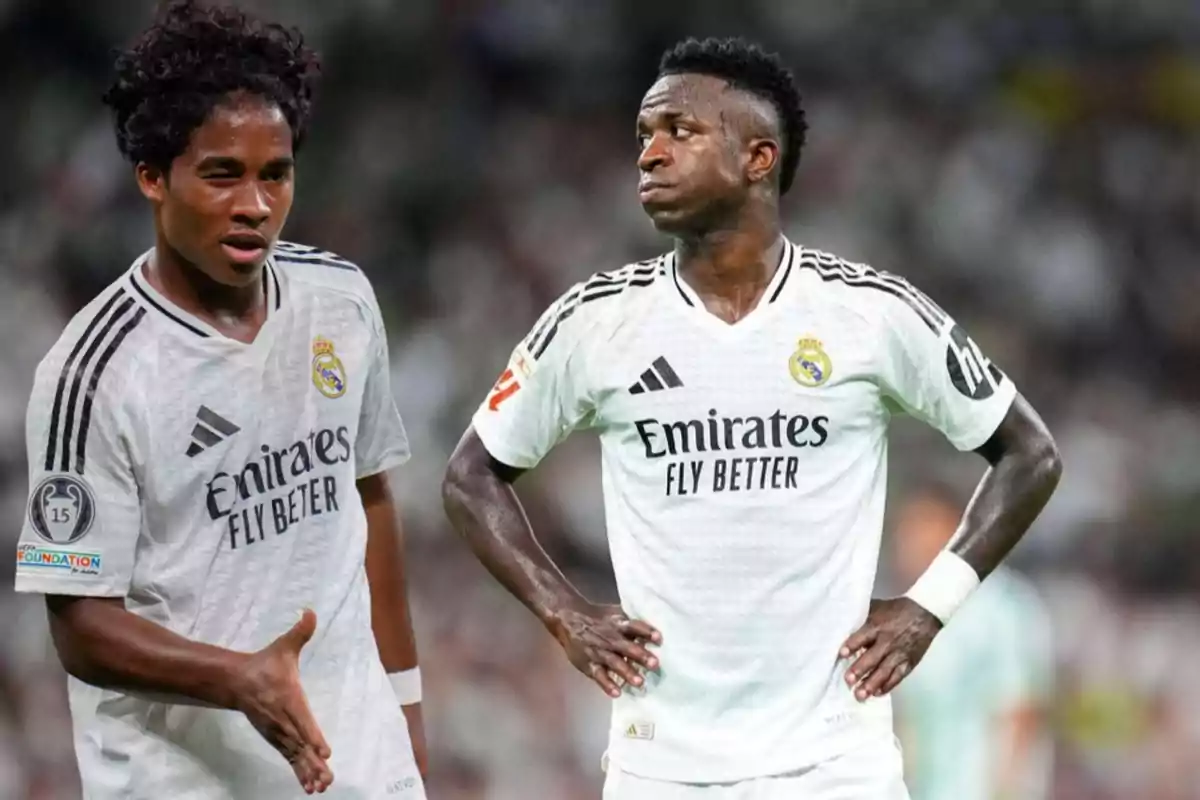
[312, 336, 347, 399]
[788, 336, 832, 387]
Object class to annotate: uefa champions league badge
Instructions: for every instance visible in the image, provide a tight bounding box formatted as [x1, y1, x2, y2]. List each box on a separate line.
[28, 474, 97, 544]
[789, 336, 833, 387]
[311, 335, 347, 399]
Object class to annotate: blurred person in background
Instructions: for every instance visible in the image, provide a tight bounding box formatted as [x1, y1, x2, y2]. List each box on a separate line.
[11, 2, 426, 797]
[444, 36, 1062, 800]
[892, 482, 1054, 800]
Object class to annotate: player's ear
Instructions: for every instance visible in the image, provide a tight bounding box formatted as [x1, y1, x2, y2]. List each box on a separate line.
[135, 162, 167, 203]
[745, 137, 779, 187]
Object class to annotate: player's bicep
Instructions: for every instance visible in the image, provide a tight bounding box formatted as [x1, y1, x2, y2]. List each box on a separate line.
[16, 361, 141, 598]
[878, 285, 1016, 452]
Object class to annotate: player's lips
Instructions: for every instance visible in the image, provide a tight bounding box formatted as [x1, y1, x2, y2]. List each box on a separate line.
[638, 181, 675, 199]
[220, 233, 269, 264]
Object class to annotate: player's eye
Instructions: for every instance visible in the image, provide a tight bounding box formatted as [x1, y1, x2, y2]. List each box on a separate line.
[636, 133, 650, 149]
[671, 124, 692, 139]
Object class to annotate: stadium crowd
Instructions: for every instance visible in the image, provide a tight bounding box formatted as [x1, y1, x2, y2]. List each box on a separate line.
[0, 1, 1198, 797]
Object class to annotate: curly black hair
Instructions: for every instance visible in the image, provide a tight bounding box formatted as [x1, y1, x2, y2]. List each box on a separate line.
[658, 37, 807, 195]
[101, 0, 322, 170]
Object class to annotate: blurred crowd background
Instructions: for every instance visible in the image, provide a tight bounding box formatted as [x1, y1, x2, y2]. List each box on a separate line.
[2, 0, 1199, 798]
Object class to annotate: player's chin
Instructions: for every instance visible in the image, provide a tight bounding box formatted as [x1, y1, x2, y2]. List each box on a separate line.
[640, 202, 695, 234]
[204, 252, 269, 286]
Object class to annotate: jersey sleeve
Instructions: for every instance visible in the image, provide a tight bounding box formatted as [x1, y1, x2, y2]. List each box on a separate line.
[15, 354, 142, 597]
[876, 280, 1017, 452]
[354, 285, 411, 478]
[470, 288, 596, 470]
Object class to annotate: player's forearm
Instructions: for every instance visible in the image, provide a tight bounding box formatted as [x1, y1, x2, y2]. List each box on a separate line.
[950, 395, 1063, 579]
[359, 474, 420, 673]
[46, 595, 246, 708]
[442, 428, 587, 627]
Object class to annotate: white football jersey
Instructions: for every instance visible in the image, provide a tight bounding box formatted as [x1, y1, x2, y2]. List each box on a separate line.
[15, 243, 424, 800]
[471, 238, 1017, 783]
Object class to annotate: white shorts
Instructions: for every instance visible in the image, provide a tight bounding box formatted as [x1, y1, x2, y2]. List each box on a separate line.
[602, 736, 910, 800]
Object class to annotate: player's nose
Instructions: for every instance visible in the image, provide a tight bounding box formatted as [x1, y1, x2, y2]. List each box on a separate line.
[637, 134, 671, 173]
[230, 181, 271, 226]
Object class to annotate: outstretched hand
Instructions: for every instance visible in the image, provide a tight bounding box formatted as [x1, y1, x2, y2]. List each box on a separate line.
[548, 602, 662, 698]
[229, 609, 333, 794]
[840, 597, 942, 701]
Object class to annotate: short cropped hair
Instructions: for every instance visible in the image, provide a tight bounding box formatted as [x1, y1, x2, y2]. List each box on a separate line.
[101, 0, 322, 170]
[658, 37, 807, 194]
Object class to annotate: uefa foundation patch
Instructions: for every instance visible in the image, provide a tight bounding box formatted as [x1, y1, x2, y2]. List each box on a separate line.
[16, 543, 102, 576]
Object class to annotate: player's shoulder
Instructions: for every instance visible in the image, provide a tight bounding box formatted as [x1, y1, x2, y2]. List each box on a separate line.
[34, 272, 153, 404]
[270, 240, 381, 313]
[560, 256, 666, 309]
[523, 255, 666, 360]
[790, 243, 947, 333]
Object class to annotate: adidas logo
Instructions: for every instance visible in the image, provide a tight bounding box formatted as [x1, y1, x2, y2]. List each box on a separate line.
[186, 406, 240, 457]
[623, 721, 655, 740]
[628, 356, 684, 394]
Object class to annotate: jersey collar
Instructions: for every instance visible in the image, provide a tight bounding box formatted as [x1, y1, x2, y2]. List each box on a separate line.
[128, 250, 284, 341]
[667, 236, 797, 313]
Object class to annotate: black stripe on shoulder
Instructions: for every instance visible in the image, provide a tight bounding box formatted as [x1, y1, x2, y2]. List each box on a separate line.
[880, 269, 948, 322]
[272, 240, 359, 268]
[532, 308, 577, 359]
[809, 251, 947, 326]
[523, 298, 568, 356]
[523, 262, 657, 354]
[274, 254, 360, 272]
[272, 241, 329, 259]
[527, 261, 662, 360]
[582, 276, 655, 299]
[588, 261, 659, 286]
[272, 239, 361, 272]
[798, 251, 944, 333]
[836, 261, 946, 326]
[75, 307, 147, 474]
[56, 297, 138, 472]
[129, 275, 209, 338]
[45, 290, 127, 471]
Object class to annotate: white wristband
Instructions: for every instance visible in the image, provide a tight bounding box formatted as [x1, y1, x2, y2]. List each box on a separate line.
[903, 551, 980, 625]
[388, 667, 422, 706]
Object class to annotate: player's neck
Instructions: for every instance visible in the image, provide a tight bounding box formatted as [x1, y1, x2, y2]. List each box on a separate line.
[673, 212, 784, 322]
[147, 242, 268, 337]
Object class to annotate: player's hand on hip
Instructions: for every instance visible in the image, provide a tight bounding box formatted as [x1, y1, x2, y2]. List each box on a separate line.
[839, 597, 942, 702]
[229, 608, 334, 794]
[548, 602, 662, 698]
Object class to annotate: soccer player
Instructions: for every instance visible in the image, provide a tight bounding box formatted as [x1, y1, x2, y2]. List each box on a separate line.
[891, 484, 1054, 800]
[14, 3, 426, 798]
[442, 37, 1063, 799]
